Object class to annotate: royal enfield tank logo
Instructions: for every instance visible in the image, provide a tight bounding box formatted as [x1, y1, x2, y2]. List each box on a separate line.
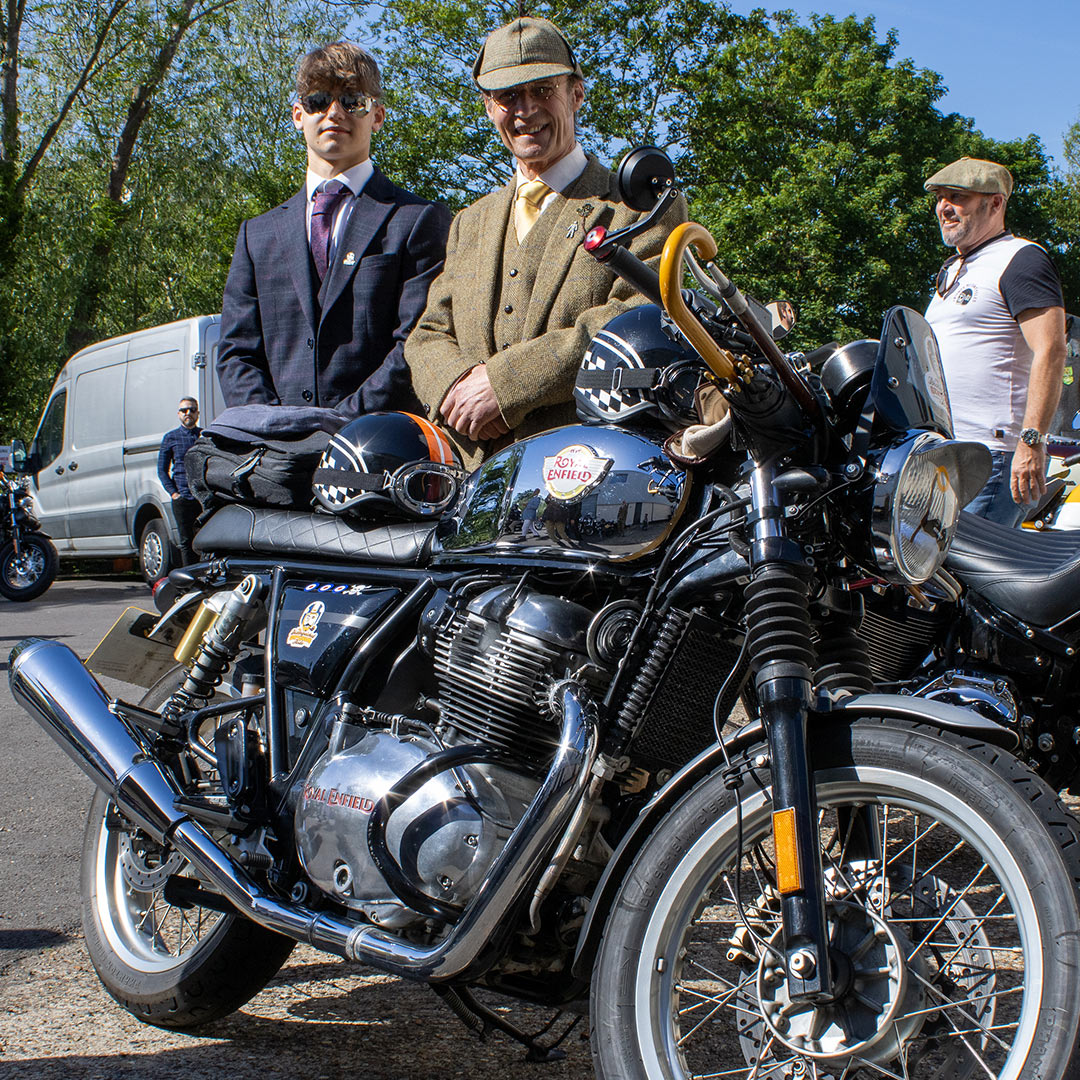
[542, 444, 613, 502]
[286, 600, 325, 648]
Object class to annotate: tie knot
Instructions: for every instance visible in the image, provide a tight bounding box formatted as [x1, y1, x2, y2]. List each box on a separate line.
[314, 180, 349, 207]
[517, 179, 551, 209]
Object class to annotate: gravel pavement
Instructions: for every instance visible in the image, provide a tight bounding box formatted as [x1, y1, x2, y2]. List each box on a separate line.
[0, 941, 597, 1078]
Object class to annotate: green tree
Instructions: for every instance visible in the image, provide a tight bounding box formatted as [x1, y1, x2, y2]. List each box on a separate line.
[679, 10, 1072, 347]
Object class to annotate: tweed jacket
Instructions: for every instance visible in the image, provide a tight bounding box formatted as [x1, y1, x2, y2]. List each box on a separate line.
[218, 167, 452, 416]
[405, 155, 686, 464]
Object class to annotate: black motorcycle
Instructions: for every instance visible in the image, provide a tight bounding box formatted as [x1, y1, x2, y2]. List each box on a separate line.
[10, 153, 1080, 1080]
[0, 440, 58, 602]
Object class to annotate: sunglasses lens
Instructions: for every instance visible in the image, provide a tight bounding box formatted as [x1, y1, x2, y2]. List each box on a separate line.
[302, 92, 332, 113]
[340, 94, 370, 115]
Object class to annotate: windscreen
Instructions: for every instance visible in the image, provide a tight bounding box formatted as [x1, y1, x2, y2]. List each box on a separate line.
[870, 307, 954, 436]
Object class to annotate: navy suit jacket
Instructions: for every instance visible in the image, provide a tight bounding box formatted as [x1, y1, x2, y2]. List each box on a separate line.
[217, 167, 451, 415]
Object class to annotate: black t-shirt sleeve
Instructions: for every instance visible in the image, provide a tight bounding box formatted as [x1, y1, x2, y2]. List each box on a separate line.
[999, 244, 1064, 318]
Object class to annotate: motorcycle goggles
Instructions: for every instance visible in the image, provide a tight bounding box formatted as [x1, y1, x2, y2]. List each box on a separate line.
[299, 90, 376, 116]
[313, 460, 466, 518]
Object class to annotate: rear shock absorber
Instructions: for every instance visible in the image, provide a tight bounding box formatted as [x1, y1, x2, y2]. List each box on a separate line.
[162, 574, 265, 725]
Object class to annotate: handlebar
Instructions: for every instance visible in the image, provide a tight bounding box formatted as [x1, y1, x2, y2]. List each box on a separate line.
[583, 226, 664, 307]
[659, 222, 823, 423]
[659, 224, 736, 381]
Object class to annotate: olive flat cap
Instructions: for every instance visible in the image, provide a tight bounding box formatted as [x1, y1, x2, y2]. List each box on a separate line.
[924, 156, 1014, 198]
[473, 17, 582, 91]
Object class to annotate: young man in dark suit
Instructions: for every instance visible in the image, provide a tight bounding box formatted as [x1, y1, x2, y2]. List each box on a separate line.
[218, 43, 452, 415]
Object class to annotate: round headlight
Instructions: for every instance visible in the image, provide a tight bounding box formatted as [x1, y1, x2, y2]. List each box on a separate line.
[869, 431, 962, 584]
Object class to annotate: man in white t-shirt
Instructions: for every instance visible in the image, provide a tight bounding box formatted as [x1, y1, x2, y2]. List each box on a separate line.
[924, 156, 1066, 526]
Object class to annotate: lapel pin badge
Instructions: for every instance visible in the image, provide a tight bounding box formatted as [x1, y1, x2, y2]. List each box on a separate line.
[566, 222, 579, 239]
[343, 252, 356, 265]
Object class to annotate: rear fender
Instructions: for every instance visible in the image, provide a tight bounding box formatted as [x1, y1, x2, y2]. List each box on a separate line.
[572, 693, 1014, 977]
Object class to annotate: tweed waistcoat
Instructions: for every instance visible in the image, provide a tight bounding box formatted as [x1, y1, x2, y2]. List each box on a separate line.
[492, 197, 564, 352]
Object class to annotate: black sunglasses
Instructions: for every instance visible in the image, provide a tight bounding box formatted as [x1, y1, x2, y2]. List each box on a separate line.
[178, 407, 198, 414]
[934, 254, 966, 299]
[299, 91, 375, 116]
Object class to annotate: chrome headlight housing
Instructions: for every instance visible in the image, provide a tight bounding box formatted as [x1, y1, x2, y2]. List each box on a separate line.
[868, 432, 990, 584]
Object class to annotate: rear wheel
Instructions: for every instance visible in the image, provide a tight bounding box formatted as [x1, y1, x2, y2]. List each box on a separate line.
[80, 666, 293, 1029]
[139, 517, 174, 584]
[590, 720, 1080, 1080]
[0, 533, 58, 601]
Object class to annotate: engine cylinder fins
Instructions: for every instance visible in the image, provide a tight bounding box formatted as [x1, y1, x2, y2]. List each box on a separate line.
[743, 566, 816, 680]
[587, 600, 644, 667]
[432, 614, 587, 771]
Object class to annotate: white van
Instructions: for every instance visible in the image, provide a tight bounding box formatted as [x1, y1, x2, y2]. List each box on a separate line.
[24, 316, 225, 581]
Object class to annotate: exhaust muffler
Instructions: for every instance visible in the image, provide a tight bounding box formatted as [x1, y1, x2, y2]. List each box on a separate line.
[8, 637, 595, 981]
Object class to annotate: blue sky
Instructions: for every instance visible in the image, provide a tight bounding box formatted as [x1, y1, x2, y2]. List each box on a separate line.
[734, 1, 1078, 169]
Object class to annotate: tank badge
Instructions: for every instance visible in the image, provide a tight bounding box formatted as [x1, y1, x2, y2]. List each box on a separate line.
[287, 600, 325, 648]
[543, 444, 613, 502]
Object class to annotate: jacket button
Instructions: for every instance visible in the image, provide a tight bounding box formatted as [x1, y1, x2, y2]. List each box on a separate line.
[307, 338, 314, 349]
[502, 343, 510, 350]
[421, 403, 430, 415]
[302, 389, 313, 402]
[504, 304, 513, 314]
[509, 268, 518, 277]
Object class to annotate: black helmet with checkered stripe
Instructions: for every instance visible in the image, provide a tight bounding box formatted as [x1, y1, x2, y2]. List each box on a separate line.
[574, 304, 701, 428]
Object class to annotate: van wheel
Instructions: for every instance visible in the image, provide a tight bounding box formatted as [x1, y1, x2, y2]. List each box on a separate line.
[139, 518, 174, 583]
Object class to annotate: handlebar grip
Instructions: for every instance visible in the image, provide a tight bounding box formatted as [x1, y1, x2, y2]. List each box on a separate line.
[583, 227, 663, 307]
[659, 224, 735, 381]
[1064, 451, 1080, 468]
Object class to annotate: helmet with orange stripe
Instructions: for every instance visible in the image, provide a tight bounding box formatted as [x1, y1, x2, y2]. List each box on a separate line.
[312, 412, 464, 518]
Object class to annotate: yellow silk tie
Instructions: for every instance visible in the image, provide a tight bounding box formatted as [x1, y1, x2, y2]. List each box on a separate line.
[514, 179, 553, 242]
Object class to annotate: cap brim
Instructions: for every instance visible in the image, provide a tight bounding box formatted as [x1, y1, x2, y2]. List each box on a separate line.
[475, 61, 575, 91]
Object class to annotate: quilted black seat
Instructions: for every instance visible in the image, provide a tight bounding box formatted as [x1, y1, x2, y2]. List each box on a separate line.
[944, 511, 1080, 627]
[193, 504, 436, 566]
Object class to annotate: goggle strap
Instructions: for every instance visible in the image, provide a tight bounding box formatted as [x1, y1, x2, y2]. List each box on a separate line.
[576, 367, 661, 391]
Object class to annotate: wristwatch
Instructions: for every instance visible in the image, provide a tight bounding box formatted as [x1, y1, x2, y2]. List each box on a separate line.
[1019, 427, 1047, 447]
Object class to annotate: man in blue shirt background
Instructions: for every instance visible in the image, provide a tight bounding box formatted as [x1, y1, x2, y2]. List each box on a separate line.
[157, 397, 201, 566]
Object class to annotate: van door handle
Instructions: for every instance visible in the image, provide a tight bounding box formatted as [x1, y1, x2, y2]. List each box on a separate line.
[67, 461, 78, 471]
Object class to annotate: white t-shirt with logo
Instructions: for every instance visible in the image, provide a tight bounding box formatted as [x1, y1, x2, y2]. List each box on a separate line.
[925, 234, 1062, 450]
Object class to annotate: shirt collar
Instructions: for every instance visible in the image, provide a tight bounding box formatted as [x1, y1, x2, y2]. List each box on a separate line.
[305, 158, 374, 202]
[515, 143, 587, 195]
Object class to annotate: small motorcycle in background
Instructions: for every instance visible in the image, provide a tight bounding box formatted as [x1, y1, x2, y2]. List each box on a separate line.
[1, 440, 58, 601]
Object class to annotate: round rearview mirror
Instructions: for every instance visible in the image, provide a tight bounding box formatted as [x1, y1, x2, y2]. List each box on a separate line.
[615, 146, 676, 212]
[766, 301, 796, 340]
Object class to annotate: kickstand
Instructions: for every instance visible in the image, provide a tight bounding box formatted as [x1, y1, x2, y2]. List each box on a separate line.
[431, 984, 580, 1063]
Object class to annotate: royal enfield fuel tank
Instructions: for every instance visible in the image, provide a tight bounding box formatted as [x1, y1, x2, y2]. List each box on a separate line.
[435, 426, 688, 562]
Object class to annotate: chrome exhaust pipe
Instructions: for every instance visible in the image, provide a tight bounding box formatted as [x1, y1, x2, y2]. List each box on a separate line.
[8, 638, 596, 980]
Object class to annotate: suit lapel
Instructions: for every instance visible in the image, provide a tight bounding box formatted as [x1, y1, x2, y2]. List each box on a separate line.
[279, 189, 318, 333]
[318, 168, 394, 318]
[477, 178, 515, 351]
[522, 158, 613, 341]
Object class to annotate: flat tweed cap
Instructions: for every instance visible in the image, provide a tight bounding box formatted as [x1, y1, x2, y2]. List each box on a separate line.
[924, 156, 1014, 198]
[473, 17, 583, 91]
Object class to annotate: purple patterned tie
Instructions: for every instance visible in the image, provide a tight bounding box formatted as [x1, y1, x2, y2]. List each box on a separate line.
[310, 180, 350, 281]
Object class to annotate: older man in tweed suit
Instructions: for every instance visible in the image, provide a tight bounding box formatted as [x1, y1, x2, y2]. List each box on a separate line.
[405, 17, 685, 466]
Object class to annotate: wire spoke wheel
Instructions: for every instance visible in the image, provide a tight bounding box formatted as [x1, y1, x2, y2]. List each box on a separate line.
[590, 721, 1080, 1080]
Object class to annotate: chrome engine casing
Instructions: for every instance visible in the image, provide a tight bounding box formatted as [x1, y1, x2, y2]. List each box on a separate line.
[295, 728, 537, 929]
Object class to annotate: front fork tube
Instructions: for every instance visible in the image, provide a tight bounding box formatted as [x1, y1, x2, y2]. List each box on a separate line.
[747, 459, 833, 1000]
[760, 675, 833, 999]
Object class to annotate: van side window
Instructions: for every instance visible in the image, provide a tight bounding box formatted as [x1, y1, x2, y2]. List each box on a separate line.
[36, 390, 67, 468]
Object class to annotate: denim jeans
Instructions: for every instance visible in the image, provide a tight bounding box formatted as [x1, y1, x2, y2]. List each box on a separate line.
[965, 450, 1025, 528]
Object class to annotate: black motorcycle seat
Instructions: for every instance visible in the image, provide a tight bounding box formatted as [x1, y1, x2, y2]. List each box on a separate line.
[945, 511, 1080, 627]
[192, 504, 436, 567]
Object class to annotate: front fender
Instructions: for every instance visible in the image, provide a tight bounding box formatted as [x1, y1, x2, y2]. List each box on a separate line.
[571, 692, 1015, 978]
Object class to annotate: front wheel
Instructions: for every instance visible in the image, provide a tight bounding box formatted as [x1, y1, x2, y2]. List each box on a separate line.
[0, 533, 58, 601]
[591, 720, 1080, 1080]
